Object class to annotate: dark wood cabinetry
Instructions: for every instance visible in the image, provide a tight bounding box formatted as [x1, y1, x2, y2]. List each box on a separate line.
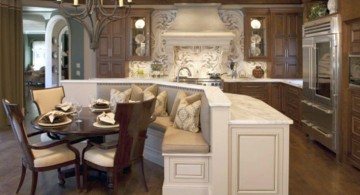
[96, 9, 152, 78]
[270, 83, 282, 110]
[282, 84, 302, 127]
[349, 20, 360, 54]
[349, 89, 360, 168]
[96, 17, 126, 78]
[270, 8, 302, 78]
[223, 82, 272, 104]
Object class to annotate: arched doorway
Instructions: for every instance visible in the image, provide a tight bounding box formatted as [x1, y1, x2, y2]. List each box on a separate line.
[45, 15, 71, 87]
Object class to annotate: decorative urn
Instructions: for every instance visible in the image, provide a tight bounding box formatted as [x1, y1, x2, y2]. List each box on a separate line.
[252, 66, 265, 78]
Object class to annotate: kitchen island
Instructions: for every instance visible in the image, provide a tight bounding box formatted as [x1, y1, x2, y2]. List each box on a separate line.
[61, 79, 292, 195]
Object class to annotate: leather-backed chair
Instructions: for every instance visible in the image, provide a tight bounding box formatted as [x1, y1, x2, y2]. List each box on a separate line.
[2, 99, 81, 195]
[82, 98, 156, 193]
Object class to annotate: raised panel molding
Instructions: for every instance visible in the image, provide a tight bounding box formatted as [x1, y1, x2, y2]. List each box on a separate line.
[230, 125, 289, 195]
[169, 157, 209, 183]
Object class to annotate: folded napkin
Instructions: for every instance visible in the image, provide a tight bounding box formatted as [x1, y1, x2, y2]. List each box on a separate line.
[56, 102, 72, 112]
[40, 111, 66, 123]
[129, 100, 140, 103]
[97, 112, 116, 125]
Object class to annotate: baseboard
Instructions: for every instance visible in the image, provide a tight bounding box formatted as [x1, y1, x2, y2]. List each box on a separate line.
[162, 184, 209, 195]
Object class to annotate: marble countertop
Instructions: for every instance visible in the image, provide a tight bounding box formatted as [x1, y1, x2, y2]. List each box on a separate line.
[226, 93, 293, 125]
[222, 77, 303, 88]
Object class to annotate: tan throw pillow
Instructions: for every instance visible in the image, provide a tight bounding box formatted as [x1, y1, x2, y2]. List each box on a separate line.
[130, 84, 144, 101]
[130, 84, 158, 101]
[110, 88, 132, 111]
[174, 99, 202, 133]
[154, 91, 168, 117]
[169, 90, 187, 122]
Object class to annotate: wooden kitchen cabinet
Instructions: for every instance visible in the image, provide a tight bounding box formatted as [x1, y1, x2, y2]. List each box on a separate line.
[270, 83, 282, 110]
[244, 8, 270, 61]
[223, 82, 270, 104]
[126, 9, 152, 61]
[96, 16, 126, 78]
[282, 84, 302, 127]
[349, 88, 360, 169]
[349, 20, 360, 54]
[270, 8, 303, 78]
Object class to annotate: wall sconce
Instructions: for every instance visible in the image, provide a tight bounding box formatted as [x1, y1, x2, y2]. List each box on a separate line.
[250, 19, 261, 29]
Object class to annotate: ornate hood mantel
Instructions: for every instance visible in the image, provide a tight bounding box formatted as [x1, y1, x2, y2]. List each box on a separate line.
[162, 3, 235, 78]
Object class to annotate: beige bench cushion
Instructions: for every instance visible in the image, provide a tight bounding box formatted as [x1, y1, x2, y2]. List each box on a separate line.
[149, 116, 173, 132]
[162, 126, 209, 154]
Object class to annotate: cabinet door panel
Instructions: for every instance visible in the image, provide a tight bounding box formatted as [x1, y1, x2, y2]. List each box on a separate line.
[287, 14, 300, 37]
[98, 36, 110, 58]
[286, 59, 299, 78]
[274, 38, 286, 58]
[97, 61, 110, 78]
[112, 61, 125, 78]
[112, 37, 125, 59]
[272, 14, 286, 37]
[272, 61, 286, 78]
[288, 37, 298, 58]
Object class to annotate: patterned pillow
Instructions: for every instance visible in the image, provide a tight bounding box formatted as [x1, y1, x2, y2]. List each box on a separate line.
[154, 91, 168, 117]
[110, 88, 132, 111]
[169, 90, 187, 122]
[174, 97, 202, 133]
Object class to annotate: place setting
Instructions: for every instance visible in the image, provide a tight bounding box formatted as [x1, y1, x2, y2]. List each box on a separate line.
[93, 112, 119, 128]
[37, 110, 72, 127]
[89, 98, 111, 113]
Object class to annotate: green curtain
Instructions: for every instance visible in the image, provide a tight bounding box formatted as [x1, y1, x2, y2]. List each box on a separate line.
[0, 0, 23, 129]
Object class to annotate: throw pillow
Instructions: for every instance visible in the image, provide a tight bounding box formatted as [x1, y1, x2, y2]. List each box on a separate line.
[110, 88, 132, 111]
[174, 99, 202, 133]
[153, 91, 168, 117]
[130, 84, 144, 101]
[169, 90, 187, 122]
[130, 84, 159, 101]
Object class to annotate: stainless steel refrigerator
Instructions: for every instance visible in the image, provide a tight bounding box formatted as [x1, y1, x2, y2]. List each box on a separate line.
[301, 14, 341, 155]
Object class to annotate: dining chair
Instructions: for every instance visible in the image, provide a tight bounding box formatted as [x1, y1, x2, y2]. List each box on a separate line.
[31, 86, 65, 115]
[2, 99, 81, 195]
[31, 86, 65, 141]
[82, 98, 156, 193]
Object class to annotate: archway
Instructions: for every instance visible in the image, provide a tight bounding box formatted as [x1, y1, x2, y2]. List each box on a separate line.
[45, 15, 71, 87]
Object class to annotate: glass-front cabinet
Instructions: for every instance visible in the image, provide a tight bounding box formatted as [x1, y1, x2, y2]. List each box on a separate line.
[126, 9, 152, 61]
[244, 8, 270, 61]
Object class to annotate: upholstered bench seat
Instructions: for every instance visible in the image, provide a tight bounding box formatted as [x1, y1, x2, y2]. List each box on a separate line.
[162, 126, 210, 154]
[148, 116, 173, 132]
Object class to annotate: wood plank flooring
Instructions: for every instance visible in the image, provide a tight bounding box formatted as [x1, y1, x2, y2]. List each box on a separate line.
[1, 96, 360, 194]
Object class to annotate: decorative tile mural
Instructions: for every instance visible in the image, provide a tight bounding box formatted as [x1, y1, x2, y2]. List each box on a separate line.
[129, 9, 267, 78]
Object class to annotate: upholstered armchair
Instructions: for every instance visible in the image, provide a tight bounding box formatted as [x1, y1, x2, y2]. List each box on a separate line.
[2, 99, 81, 195]
[82, 98, 156, 193]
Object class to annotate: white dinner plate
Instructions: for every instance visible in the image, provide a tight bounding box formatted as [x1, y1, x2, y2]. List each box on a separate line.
[135, 34, 145, 44]
[93, 122, 119, 128]
[250, 34, 262, 44]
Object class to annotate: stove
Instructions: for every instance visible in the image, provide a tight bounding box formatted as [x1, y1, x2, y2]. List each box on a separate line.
[175, 77, 223, 89]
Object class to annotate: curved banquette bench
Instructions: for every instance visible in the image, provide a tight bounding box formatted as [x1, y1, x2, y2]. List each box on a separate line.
[97, 82, 211, 160]
[62, 80, 230, 195]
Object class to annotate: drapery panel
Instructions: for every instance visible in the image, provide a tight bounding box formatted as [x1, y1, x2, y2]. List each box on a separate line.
[0, 0, 23, 129]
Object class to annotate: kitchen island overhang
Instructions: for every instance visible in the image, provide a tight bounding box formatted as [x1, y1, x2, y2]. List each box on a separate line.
[61, 79, 292, 195]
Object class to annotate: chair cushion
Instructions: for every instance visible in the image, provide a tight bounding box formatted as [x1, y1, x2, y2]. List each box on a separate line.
[149, 116, 173, 132]
[153, 91, 168, 117]
[84, 147, 116, 168]
[162, 126, 209, 153]
[32, 144, 76, 168]
[174, 93, 202, 133]
[169, 90, 187, 121]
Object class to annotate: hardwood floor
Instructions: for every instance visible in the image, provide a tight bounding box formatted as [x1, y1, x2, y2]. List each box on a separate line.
[1, 96, 360, 194]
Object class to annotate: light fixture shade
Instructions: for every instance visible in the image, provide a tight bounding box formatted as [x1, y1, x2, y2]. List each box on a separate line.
[135, 19, 145, 29]
[250, 19, 261, 29]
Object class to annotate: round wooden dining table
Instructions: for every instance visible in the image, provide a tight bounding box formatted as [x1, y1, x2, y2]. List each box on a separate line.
[31, 107, 119, 140]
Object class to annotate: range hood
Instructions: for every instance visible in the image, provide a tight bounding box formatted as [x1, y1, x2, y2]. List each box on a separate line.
[162, 3, 234, 45]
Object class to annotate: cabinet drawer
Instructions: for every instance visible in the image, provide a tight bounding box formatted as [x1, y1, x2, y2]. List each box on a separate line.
[352, 116, 360, 137]
[352, 95, 360, 113]
[351, 139, 360, 160]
